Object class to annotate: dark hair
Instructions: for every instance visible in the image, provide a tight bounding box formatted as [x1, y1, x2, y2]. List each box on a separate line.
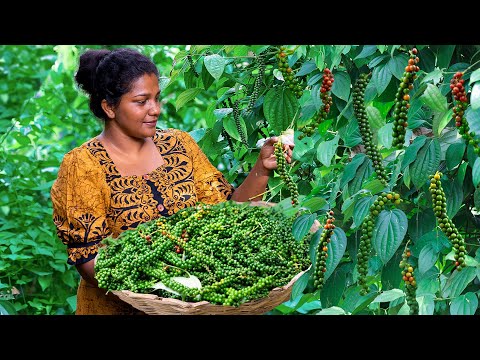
[74, 48, 159, 121]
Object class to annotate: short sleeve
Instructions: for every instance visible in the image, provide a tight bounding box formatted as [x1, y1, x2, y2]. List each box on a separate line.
[177, 130, 234, 204]
[50, 147, 111, 266]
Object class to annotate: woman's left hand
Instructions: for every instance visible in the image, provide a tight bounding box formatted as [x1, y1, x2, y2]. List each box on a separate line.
[259, 136, 294, 171]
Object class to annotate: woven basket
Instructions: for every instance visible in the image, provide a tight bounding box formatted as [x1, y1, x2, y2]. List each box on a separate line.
[111, 267, 308, 315]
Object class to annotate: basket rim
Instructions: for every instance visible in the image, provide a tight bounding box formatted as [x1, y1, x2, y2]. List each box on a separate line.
[111, 265, 310, 310]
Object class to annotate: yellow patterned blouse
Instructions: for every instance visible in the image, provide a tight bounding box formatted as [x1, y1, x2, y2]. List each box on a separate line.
[51, 128, 234, 266]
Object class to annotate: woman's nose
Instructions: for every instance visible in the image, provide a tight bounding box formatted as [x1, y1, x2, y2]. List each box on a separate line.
[149, 100, 161, 116]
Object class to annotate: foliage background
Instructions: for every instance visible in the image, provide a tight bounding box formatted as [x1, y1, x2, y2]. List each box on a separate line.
[1, 44, 479, 315]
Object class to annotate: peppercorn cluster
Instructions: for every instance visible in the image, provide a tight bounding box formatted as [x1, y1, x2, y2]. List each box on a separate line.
[276, 46, 303, 98]
[429, 172, 467, 270]
[298, 68, 334, 139]
[451, 71, 480, 154]
[353, 73, 389, 185]
[274, 140, 299, 206]
[94, 201, 311, 306]
[399, 246, 419, 315]
[233, 99, 248, 145]
[187, 53, 199, 77]
[357, 192, 402, 295]
[246, 54, 266, 114]
[392, 47, 420, 149]
[313, 210, 335, 290]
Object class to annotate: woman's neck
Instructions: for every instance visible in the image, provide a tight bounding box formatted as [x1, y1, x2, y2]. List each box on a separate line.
[99, 126, 148, 156]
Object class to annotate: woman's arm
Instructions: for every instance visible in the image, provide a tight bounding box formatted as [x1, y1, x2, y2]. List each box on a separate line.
[231, 137, 293, 202]
[76, 258, 98, 287]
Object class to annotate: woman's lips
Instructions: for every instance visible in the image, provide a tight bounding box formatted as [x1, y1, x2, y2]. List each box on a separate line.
[144, 120, 157, 127]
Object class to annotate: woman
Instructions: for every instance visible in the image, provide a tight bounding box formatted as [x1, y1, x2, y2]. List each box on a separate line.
[50, 47, 293, 315]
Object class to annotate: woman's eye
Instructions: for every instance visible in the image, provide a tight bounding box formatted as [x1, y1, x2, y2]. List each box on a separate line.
[137, 100, 147, 104]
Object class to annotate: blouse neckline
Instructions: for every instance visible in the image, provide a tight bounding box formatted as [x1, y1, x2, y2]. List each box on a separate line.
[92, 131, 165, 179]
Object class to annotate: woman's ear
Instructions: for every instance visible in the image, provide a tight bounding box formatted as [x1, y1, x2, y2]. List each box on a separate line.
[101, 99, 115, 119]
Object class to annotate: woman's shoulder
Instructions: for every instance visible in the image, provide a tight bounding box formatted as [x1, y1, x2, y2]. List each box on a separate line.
[156, 128, 188, 138]
[60, 138, 100, 168]
[155, 128, 196, 144]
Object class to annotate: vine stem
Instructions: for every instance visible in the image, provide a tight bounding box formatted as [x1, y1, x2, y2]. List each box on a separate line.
[460, 58, 480, 75]
[248, 181, 283, 201]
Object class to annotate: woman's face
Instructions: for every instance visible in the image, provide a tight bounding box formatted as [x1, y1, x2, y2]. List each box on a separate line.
[111, 73, 161, 139]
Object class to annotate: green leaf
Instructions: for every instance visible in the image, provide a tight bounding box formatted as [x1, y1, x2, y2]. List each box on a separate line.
[307, 73, 322, 86]
[0, 300, 17, 315]
[203, 54, 225, 80]
[348, 158, 373, 196]
[436, 45, 455, 70]
[381, 250, 404, 290]
[315, 306, 346, 315]
[420, 83, 448, 112]
[418, 243, 439, 275]
[410, 138, 441, 189]
[301, 197, 327, 213]
[66, 295, 77, 313]
[368, 54, 388, 69]
[472, 157, 480, 187]
[401, 135, 427, 170]
[433, 109, 453, 137]
[442, 267, 477, 298]
[408, 107, 431, 129]
[316, 134, 339, 167]
[201, 61, 215, 90]
[372, 209, 408, 264]
[309, 230, 322, 268]
[457, 161, 468, 185]
[417, 294, 436, 315]
[470, 68, 480, 83]
[290, 270, 311, 300]
[474, 188, 480, 210]
[444, 179, 463, 219]
[366, 105, 384, 130]
[421, 67, 444, 86]
[410, 227, 450, 255]
[331, 71, 351, 101]
[296, 60, 317, 77]
[362, 179, 387, 195]
[339, 119, 362, 147]
[223, 116, 243, 142]
[416, 269, 440, 297]
[292, 214, 316, 241]
[296, 300, 322, 314]
[324, 227, 347, 281]
[354, 45, 377, 60]
[341, 192, 357, 222]
[175, 88, 202, 111]
[205, 103, 217, 128]
[371, 63, 392, 96]
[320, 266, 347, 307]
[376, 122, 393, 149]
[388, 53, 410, 80]
[340, 154, 366, 188]
[446, 142, 466, 170]
[233, 45, 249, 57]
[263, 87, 299, 134]
[450, 292, 478, 315]
[352, 196, 375, 229]
[184, 68, 198, 89]
[38, 276, 52, 291]
[158, 76, 170, 92]
[293, 134, 314, 160]
[372, 288, 404, 303]
[213, 108, 233, 120]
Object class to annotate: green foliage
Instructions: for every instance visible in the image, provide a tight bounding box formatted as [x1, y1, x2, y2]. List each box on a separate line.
[3, 44, 480, 315]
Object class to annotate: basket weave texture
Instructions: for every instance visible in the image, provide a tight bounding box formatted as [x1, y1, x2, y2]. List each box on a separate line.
[111, 268, 307, 315]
